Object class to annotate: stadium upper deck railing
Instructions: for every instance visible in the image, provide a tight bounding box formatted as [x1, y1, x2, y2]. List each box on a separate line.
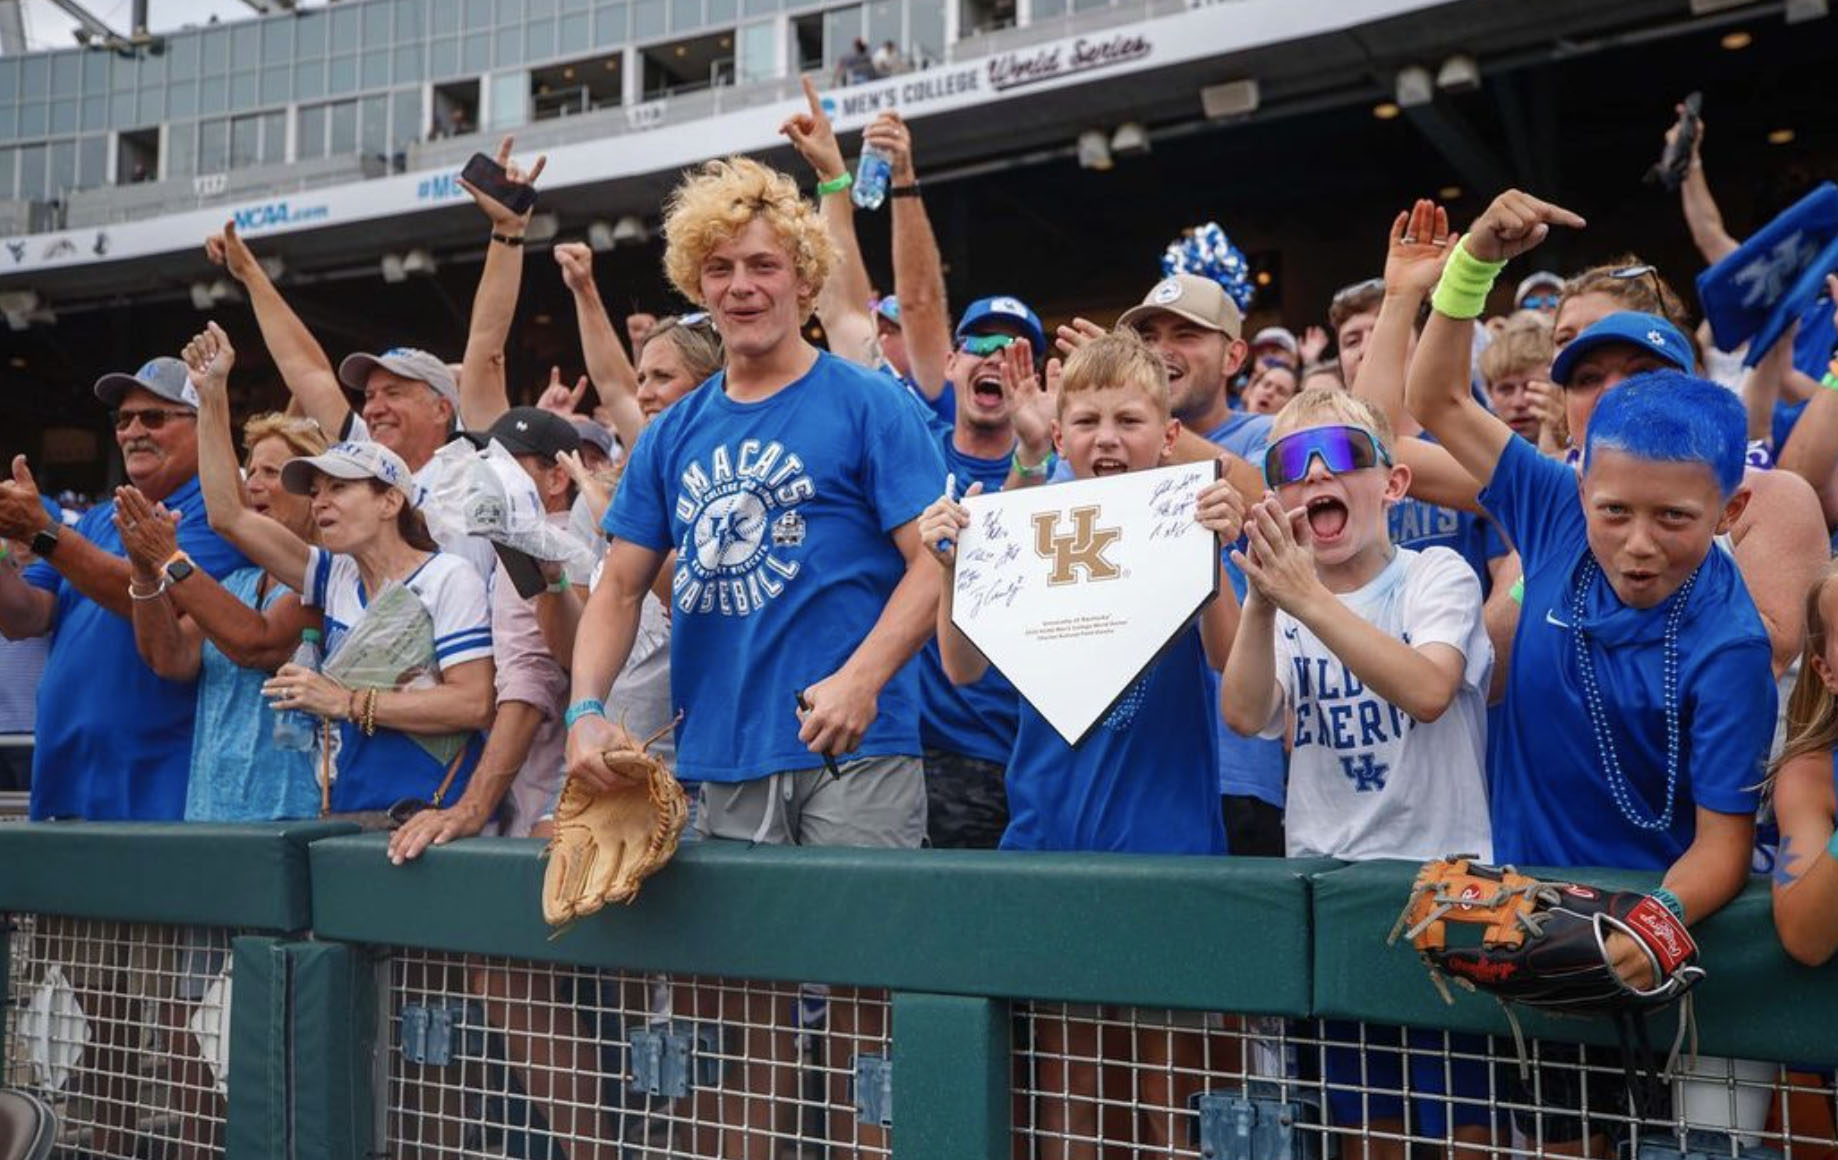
[3, 823, 1836, 1160]
[48, 0, 1190, 234]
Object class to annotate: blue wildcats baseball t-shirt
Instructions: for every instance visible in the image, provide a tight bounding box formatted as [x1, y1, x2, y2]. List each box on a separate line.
[607, 351, 945, 783]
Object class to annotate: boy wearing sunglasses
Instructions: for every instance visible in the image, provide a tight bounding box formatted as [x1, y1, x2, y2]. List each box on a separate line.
[1222, 386, 1494, 1150]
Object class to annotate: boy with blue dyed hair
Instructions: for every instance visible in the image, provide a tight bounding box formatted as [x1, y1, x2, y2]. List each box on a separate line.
[1407, 189, 1774, 1153]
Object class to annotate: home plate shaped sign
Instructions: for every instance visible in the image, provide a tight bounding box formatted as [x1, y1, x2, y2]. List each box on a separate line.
[952, 460, 1220, 746]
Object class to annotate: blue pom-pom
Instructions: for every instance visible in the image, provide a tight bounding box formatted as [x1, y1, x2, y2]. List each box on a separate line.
[1161, 222, 1255, 311]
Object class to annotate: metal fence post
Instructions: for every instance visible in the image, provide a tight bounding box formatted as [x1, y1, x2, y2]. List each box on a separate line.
[890, 992, 1009, 1160]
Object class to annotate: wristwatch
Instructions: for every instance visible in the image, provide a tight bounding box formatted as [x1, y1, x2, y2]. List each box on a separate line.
[163, 551, 196, 586]
[30, 523, 59, 558]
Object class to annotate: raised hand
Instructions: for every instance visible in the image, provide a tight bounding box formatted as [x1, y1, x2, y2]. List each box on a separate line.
[1298, 325, 1330, 366]
[1525, 379, 1569, 456]
[0, 456, 49, 542]
[779, 74, 847, 181]
[1384, 199, 1453, 299]
[181, 322, 236, 403]
[203, 220, 263, 284]
[1232, 494, 1326, 617]
[625, 312, 657, 351]
[1000, 339, 1058, 459]
[553, 241, 597, 295]
[535, 366, 590, 415]
[863, 111, 916, 184]
[555, 449, 611, 525]
[1053, 317, 1105, 358]
[461, 135, 546, 230]
[1465, 190, 1586, 263]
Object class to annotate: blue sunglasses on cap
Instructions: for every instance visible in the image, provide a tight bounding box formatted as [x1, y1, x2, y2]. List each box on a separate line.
[1263, 425, 1391, 488]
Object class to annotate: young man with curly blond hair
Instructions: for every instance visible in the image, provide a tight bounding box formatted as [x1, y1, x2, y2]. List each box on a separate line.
[562, 153, 946, 1157]
[567, 153, 944, 838]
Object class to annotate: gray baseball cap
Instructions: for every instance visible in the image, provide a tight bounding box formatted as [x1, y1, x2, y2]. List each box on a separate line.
[337, 347, 459, 410]
[94, 357, 201, 409]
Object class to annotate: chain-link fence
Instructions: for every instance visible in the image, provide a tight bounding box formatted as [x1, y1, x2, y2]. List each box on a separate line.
[2, 913, 236, 1160]
[384, 947, 894, 1159]
[1014, 1003, 1838, 1160]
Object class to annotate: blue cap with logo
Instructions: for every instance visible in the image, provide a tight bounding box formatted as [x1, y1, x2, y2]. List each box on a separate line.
[94, 357, 201, 409]
[1551, 312, 1696, 386]
[956, 296, 1046, 354]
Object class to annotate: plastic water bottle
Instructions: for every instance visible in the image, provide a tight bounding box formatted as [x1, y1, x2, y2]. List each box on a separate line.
[852, 144, 893, 210]
[272, 628, 323, 752]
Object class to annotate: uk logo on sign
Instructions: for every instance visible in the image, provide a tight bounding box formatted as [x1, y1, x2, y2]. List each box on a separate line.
[952, 461, 1219, 745]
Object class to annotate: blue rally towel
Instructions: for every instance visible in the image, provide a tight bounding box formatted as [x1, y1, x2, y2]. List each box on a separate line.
[1697, 182, 1838, 365]
[1749, 235, 1838, 375]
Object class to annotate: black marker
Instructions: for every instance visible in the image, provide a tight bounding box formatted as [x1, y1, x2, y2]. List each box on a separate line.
[796, 689, 844, 780]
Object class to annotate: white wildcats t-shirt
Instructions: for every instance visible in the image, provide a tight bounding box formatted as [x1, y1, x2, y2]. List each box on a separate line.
[1262, 546, 1494, 862]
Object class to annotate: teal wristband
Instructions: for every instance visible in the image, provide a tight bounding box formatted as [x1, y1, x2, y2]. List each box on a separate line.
[1430, 239, 1509, 320]
[1650, 887, 1686, 922]
[563, 698, 606, 728]
[1826, 828, 1838, 860]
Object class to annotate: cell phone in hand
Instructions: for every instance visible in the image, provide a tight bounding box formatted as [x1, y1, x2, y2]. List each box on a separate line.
[460, 152, 539, 216]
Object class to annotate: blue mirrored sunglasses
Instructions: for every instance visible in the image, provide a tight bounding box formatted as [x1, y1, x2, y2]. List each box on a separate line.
[957, 333, 1019, 357]
[1263, 425, 1391, 488]
[1520, 293, 1560, 310]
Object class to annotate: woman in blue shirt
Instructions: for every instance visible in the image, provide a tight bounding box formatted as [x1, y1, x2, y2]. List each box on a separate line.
[116, 408, 328, 821]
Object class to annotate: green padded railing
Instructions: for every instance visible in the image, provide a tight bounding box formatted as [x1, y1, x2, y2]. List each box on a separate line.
[5, 824, 1838, 1160]
[0, 821, 356, 931]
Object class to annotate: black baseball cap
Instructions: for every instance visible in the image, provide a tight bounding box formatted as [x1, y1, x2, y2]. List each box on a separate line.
[470, 407, 581, 459]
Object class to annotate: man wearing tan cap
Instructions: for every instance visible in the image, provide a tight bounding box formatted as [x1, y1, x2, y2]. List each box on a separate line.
[1118, 273, 1274, 464]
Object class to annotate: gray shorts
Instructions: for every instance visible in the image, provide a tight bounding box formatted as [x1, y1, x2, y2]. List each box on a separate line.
[696, 754, 926, 847]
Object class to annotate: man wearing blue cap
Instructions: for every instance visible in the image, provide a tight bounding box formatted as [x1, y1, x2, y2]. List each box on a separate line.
[903, 294, 1051, 846]
[0, 357, 249, 821]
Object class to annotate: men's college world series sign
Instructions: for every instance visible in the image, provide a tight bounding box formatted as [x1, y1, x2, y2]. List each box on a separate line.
[952, 461, 1220, 745]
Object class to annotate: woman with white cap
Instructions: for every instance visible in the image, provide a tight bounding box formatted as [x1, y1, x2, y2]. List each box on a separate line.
[187, 322, 496, 815]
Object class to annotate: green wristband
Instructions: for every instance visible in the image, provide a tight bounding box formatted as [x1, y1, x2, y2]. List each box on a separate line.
[816, 172, 853, 197]
[1430, 239, 1509, 320]
[1508, 577, 1524, 605]
[1821, 371, 1838, 393]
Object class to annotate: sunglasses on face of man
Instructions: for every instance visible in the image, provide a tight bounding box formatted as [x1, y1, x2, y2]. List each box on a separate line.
[113, 407, 198, 432]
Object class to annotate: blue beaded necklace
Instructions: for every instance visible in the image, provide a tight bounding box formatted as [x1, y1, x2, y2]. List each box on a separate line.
[1568, 553, 1702, 833]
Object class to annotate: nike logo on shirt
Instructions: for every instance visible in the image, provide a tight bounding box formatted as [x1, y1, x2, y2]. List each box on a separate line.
[1545, 610, 1571, 629]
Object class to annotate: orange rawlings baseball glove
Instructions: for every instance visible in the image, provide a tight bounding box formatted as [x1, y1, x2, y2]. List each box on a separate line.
[1388, 855, 1705, 1015]
[541, 725, 689, 927]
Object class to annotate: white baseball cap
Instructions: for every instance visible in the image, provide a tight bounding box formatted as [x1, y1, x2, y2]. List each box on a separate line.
[280, 440, 418, 503]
